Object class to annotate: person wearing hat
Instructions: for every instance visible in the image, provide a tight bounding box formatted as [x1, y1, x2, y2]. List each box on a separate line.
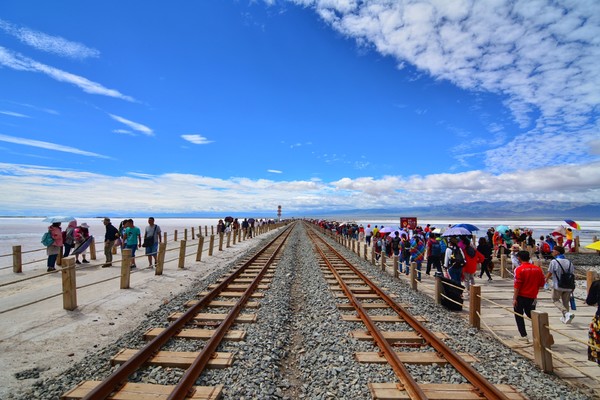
[103, 218, 120, 267]
[510, 244, 521, 272]
[74, 222, 90, 264]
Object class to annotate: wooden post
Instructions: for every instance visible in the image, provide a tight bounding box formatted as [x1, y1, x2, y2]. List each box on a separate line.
[184, 228, 188, 241]
[233, 230, 237, 245]
[381, 253, 386, 272]
[469, 285, 481, 329]
[238, 228, 242, 242]
[434, 276, 442, 305]
[351, 240, 355, 253]
[156, 242, 166, 275]
[178, 240, 186, 269]
[500, 254, 508, 278]
[393, 256, 399, 278]
[205, 226, 208, 237]
[357, 242, 360, 257]
[89, 237, 96, 260]
[121, 248, 131, 289]
[191, 227, 195, 239]
[208, 235, 215, 256]
[196, 236, 205, 262]
[575, 236, 580, 253]
[211, 226, 214, 235]
[12, 245, 22, 273]
[371, 247, 375, 265]
[410, 262, 417, 291]
[57, 246, 63, 266]
[174, 230, 178, 242]
[226, 232, 231, 248]
[532, 311, 554, 372]
[364, 244, 368, 261]
[218, 234, 224, 251]
[163, 232, 167, 243]
[61, 257, 77, 311]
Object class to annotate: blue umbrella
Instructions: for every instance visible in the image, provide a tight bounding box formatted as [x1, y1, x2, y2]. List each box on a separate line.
[442, 226, 472, 237]
[496, 225, 509, 234]
[452, 223, 480, 232]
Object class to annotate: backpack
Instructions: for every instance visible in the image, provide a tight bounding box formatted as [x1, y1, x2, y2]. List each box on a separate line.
[430, 241, 441, 257]
[466, 245, 476, 257]
[555, 260, 575, 290]
[41, 231, 54, 247]
[450, 247, 465, 268]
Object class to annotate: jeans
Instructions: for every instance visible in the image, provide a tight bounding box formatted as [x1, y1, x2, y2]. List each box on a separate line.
[514, 296, 536, 337]
[448, 266, 462, 283]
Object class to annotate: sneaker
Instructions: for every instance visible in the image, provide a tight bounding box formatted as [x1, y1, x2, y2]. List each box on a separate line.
[82, 259, 89, 263]
[488, 278, 493, 282]
[560, 315, 567, 324]
[130, 264, 137, 269]
[565, 312, 575, 324]
[75, 260, 81, 264]
[514, 335, 529, 343]
[47, 267, 56, 272]
[102, 264, 111, 268]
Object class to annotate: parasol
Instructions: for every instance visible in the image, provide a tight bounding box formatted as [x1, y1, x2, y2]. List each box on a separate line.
[442, 226, 472, 237]
[224, 216, 234, 223]
[72, 236, 94, 255]
[552, 226, 567, 237]
[564, 219, 581, 230]
[379, 226, 395, 234]
[43, 216, 76, 223]
[585, 241, 600, 251]
[248, 218, 255, 224]
[452, 223, 480, 232]
[496, 225, 509, 234]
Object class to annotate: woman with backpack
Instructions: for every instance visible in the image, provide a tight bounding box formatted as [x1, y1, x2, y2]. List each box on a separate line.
[63, 220, 77, 258]
[444, 237, 465, 284]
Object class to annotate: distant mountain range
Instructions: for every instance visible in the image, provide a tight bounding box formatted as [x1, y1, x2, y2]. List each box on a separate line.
[298, 201, 600, 220]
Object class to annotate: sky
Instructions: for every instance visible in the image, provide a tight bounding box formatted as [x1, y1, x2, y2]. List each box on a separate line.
[0, 0, 599, 217]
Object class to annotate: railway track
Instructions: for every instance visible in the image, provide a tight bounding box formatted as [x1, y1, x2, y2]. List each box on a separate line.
[306, 223, 525, 400]
[61, 224, 294, 400]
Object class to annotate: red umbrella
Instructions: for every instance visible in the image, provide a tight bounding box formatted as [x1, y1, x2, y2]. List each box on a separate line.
[552, 226, 567, 237]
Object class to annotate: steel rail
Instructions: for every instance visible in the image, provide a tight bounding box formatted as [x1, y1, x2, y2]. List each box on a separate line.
[311, 233, 428, 399]
[309, 226, 510, 400]
[167, 226, 292, 400]
[81, 224, 294, 400]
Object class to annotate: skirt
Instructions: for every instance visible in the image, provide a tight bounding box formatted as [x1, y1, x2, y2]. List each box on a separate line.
[588, 314, 600, 365]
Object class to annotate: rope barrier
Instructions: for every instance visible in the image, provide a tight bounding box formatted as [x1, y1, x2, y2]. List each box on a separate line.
[544, 347, 600, 384]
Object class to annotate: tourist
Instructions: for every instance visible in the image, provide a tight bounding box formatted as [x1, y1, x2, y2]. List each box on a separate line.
[510, 244, 521, 272]
[74, 222, 90, 264]
[444, 237, 465, 284]
[513, 250, 545, 342]
[410, 234, 425, 281]
[63, 219, 77, 258]
[123, 219, 141, 269]
[144, 217, 162, 268]
[585, 279, 600, 366]
[425, 233, 443, 276]
[565, 228, 574, 251]
[545, 246, 575, 324]
[46, 222, 63, 272]
[102, 217, 119, 268]
[365, 224, 373, 246]
[477, 237, 493, 281]
[463, 239, 485, 293]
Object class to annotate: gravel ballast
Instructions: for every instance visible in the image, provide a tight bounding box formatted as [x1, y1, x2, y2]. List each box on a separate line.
[7, 223, 597, 400]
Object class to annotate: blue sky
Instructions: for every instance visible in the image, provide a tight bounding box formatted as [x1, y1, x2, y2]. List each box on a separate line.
[0, 0, 599, 217]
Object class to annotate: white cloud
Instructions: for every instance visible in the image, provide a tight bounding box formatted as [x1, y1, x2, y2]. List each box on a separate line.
[268, 169, 283, 174]
[0, 18, 100, 59]
[1, 161, 598, 215]
[0, 110, 29, 118]
[109, 114, 153, 136]
[113, 129, 135, 136]
[285, 0, 600, 172]
[0, 134, 110, 159]
[181, 134, 212, 144]
[0, 46, 134, 102]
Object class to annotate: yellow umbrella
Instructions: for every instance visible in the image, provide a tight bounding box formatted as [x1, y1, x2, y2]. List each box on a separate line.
[585, 241, 600, 251]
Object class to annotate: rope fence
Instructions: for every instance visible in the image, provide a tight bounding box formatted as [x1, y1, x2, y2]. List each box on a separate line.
[0, 223, 284, 314]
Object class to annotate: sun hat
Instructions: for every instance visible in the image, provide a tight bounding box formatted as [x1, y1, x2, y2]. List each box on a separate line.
[80, 223, 89, 228]
[511, 244, 520, 251]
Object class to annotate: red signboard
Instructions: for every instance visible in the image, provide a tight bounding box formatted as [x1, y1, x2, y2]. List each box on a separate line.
[400, 217, 417, 230]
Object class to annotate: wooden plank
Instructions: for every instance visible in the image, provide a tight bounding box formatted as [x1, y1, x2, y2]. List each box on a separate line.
[144, 328, 245, 341]
[334, 293, 397, 299]
[350, 330, 449, 342]
[111, 349, 233, 369]
[199, 291, 265, 298]
[185, 300, 260, 308]
[355, 351, 478, 364]
[62, 381, 223, 400]
[207, 284, 269, 290]
[368, 382, 525, 400]
[341, 315, 426, 323]
[168, 312, 257, 323]
[337, 303, 406, 310]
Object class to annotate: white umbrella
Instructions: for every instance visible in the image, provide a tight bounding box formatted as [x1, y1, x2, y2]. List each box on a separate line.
[43, 216, 76, 223]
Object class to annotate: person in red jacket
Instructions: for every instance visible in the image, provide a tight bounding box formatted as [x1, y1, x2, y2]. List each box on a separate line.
[462, 239, 485, 294]
[513, 250, 546, 342]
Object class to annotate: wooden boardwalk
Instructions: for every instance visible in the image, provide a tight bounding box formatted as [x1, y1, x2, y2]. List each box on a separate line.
[392, 266, 600, 397]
